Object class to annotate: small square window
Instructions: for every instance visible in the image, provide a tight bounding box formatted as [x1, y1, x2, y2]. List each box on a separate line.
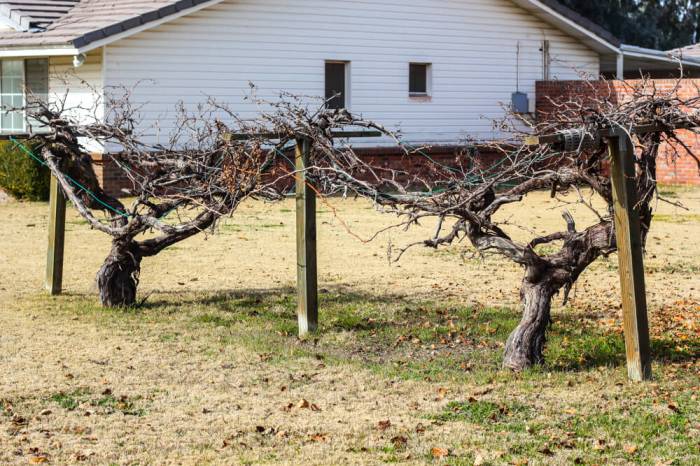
[409, 63, 430, 96]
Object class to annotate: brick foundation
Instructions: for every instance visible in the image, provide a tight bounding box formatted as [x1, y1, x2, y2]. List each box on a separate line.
[93, 146, 504, 198]
[94, 78, 700, 196]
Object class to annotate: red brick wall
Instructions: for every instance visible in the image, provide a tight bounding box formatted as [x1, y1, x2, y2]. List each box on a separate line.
[536, 79, 700, 185]
[90, 153, 134, 197]
[93, 146, 504, 198]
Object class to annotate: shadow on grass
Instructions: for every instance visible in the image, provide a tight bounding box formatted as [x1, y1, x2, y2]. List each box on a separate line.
[140, 286, 433, 333]
[40, 287, 700, 378]
[545, 314, 699, 372]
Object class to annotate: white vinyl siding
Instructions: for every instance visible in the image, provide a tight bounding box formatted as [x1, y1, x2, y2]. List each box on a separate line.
[48, 50, 104, 151]
[103, 0, 600, 145]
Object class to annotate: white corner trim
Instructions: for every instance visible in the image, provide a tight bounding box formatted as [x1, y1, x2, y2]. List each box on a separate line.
[77, 0, 226, 54]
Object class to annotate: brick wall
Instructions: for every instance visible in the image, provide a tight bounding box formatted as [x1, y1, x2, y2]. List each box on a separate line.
[93, 146, 504, 198]
[536, 79, 700, 185]
[90, 153, 134, 197]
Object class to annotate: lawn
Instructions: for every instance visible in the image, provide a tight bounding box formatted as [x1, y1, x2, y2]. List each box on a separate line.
[0, 187, 698, 465]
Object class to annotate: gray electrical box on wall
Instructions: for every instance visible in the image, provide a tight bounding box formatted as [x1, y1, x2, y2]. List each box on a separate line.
[512, 92, 529, 114]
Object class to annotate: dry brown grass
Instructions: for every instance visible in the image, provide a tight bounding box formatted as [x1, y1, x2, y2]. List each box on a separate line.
[0, 187, 698, 465]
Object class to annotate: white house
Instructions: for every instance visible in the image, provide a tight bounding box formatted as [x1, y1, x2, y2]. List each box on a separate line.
[0, 0, 698, 153]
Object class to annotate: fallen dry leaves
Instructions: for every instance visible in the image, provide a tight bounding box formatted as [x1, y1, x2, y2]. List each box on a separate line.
[391, 435, 408, 450]
[282, 399, 321, 412]
[431, 447, 450, 459]
[377, 419, 392, 431]
[623, 443, 639, 455]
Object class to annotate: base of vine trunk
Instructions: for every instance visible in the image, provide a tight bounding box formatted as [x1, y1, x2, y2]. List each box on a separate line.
[96, 241, 142, 307]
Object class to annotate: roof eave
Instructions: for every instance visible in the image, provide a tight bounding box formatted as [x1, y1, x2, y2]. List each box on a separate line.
[510, 0, 620, 54]
[75, 0, 226, 53]
[621, 44, 700, 69]
[0, 45, 78, 58]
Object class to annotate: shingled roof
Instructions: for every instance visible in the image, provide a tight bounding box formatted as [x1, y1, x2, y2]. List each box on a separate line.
[673, 44, 700, 58]
[0, 1, 79, 30]
[0, 0, 221, 49]
[0, 0, 619, 53]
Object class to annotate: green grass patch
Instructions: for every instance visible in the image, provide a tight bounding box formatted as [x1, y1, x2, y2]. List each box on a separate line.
[50, 388, 91, 411]
[49, 388, 146, 416]
[653, 213, 700, 224]
[434, 399, 532, 427]
[647, 261, 700, 275]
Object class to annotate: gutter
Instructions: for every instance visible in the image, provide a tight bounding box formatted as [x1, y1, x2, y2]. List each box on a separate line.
[0, 45, 78, 58]
[620, 44, 700, 68]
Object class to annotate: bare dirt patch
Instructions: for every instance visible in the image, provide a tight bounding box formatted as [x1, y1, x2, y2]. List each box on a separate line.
[0, 187, 698, 464]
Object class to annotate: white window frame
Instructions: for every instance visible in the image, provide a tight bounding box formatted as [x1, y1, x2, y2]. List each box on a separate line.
[0, 58, 50, 134]
[0, 59, 26, 133]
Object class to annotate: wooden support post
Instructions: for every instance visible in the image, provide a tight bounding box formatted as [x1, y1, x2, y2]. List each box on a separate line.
[295, 137, 318, 336]
[45, 174, 66, 295]
[608, 133, 652, 381]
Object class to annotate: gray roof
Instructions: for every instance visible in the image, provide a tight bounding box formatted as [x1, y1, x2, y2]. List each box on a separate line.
[0, 0, 218, 49]
[672, 44, 700, 58]
[0, 1, 79, 30]
[0, 0, 621, 52]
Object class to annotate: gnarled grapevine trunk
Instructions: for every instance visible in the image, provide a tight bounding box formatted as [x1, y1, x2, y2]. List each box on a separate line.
[503, 276, 559, 371]
[97, 239, 142, 307]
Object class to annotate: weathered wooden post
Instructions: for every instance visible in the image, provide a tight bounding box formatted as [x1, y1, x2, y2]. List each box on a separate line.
[527, 127, 656, 382]
[295, 137, 318, 336]
[46, 174, 66, 295]
[225, 130, 380, 336]
[608, 131, 652, 381]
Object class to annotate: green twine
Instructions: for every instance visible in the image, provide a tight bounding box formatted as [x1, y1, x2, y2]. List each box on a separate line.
[9, 136, 130, 218]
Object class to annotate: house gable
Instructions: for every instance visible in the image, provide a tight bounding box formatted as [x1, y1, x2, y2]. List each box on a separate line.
[102, 0, 602, 145]
[0, 0, 617, 55]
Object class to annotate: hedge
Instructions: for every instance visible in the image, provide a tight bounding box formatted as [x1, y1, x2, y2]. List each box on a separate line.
[0, 140, 50, 201]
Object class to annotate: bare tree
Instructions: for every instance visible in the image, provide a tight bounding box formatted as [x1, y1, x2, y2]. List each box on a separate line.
[346, 79, 700, 371]
[27, 80, 698, 372]
[28, 89, 402, 307]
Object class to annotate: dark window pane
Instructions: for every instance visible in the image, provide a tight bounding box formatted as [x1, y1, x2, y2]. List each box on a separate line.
[325, 62, 346, 109]
[409, 63, 428, 95]
[25, 59, 49, 132]
[26, 58, 49, 104]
